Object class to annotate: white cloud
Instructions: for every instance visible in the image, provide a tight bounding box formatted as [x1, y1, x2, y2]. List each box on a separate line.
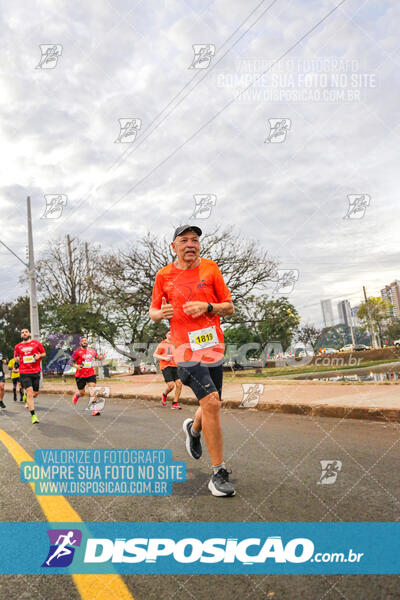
[0, 0, 398, 328]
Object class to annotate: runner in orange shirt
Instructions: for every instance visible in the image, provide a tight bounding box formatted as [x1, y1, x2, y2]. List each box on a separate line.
[149, 224, 236, 497]
[153, 331, 182, 409]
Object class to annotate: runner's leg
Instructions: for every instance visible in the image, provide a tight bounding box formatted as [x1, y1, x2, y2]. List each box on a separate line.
[173, 379, 182, 404]
[192, 364, 222, 432]
[192, 407, 202, 433]
[25, 385, 35, 411]
[164, 381, 174, 396]
[199, 392, 223, 465]
[87, 381, 96, 400]
[73, 378, 87, 403]
[0, 382, 5, 407]
[87, 381, 100, 415]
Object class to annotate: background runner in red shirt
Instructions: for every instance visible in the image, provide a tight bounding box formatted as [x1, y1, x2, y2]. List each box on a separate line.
[153, 330, 182, 409]
[14, 327, 46, 424]
[71, 337, 105, 415]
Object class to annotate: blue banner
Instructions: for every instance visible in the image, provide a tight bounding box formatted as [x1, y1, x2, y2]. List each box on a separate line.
[0, 522, 399, 574]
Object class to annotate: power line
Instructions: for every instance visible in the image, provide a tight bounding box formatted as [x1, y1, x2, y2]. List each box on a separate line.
[0, 239, 27, 267]
[77, 0, 347, 236]
[51, 0, 280, 234]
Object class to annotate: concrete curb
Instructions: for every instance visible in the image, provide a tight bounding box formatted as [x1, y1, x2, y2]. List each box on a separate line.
[8, 386, 400, 423]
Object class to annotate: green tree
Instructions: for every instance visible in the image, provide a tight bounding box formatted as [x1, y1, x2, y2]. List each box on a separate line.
[296, 324, 322, 352]
[383, 319, 400, 344]
[229, 296, 300, 352]
[0, 296, 51, 358]
[0, 296, 30, 358]
[35, 229, 279, 362]
[223, 324, 257, 347]
[357, 297, 391, 346]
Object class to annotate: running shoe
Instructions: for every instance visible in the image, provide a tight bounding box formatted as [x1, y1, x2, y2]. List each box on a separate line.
[171, 402, 182, 410]
[13, 396, 17, 402]
[92, 410, 101, 416]
[72, 392, 79, 405]
[0, 401, 5, 409]
[31, 414, 39, 424]
[22, 392, 27, 403]
[161, 393, 167, 407]
[208, 468, 235, 497]
[182, 418, 202, 459]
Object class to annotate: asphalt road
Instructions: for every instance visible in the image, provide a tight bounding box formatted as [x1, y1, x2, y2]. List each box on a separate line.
[0, 390, 399, 600]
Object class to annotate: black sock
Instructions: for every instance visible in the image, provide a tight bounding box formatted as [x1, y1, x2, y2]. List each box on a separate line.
[30, 410, 35, 416]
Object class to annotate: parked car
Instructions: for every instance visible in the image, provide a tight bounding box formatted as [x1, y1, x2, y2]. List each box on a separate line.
[353, 344, 370, 351]
[139, 362, 156, 374]
[339, 344, 354, 352]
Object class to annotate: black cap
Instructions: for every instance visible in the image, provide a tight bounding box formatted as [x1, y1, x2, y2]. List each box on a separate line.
[173, 224, 202, 240]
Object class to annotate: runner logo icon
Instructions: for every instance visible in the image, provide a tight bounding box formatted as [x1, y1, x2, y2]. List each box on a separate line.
[317, 460, 342, 485]
[191, 194, 217, 219]
[115, 118, 142, 143]
[240, 384, 264, 408]
[42, 529, 82, 567]
[189, 45, 215, 69]
[264, 118, 291, 143]
[36, 44, 63, 69]
[343, 194, 370, 219]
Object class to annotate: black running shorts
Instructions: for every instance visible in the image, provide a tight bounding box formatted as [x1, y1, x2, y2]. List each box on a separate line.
[177, 361, 223, 401]
[162, 366, 179, 383]
[76, 375, 97, 390]
[20, 373, 41, 391]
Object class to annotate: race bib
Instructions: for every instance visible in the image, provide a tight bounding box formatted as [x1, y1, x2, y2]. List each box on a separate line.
[23, 355, 35, 364]
[82, 361, 92, 368]
[188, 326, 218, 351]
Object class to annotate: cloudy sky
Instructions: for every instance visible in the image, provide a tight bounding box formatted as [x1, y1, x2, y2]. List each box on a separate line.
[0, 0, 398, 327]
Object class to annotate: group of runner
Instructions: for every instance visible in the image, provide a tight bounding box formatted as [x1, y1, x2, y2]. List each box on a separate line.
[1, 224, 236, 497]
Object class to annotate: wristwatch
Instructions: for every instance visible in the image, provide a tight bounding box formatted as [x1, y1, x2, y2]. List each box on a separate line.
[207, 303, 214, 313]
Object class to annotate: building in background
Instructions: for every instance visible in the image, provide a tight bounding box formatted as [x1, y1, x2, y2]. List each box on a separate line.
[337, 299, 352, 327]
[381, 280, 400, 318]
[321, 299, 335, 328]
[351, 305, 361, 327]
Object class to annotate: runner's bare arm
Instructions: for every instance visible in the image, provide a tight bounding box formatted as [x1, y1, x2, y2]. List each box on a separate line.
[183, 301, 234, 318]
[153, 353, 170, 361]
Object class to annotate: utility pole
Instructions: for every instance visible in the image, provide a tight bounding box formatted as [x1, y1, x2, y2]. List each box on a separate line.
[0, 197, 40, 339]
[363, 286, 378, 348]
[85, 242, 93, 311]
[66, 234, 76, 304]
[27, 197, 40, 339]
[84, 241, 104, 377]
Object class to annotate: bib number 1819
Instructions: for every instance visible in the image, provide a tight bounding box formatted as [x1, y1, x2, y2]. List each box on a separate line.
[188, 326, 218, 351]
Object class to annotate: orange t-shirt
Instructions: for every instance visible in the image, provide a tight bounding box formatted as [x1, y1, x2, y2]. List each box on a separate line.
[154, 340, 177, 370]
[151, 258, 232, 364]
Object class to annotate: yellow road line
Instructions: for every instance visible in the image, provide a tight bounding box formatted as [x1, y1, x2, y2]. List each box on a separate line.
[0, 429, 134, 600]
